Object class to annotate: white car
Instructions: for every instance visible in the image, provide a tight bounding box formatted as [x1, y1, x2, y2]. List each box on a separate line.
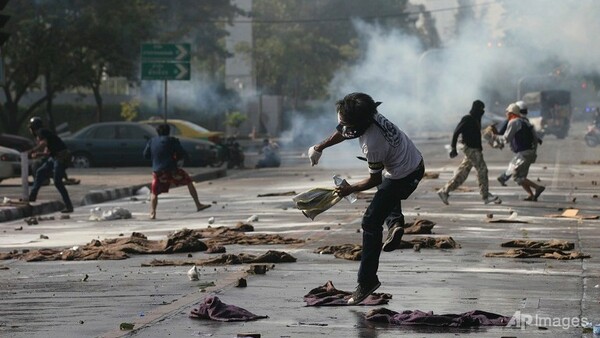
[0, 146, 21, 183]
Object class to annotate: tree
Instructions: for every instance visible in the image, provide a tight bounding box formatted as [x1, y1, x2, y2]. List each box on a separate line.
[242, 0, 424, 105]
[69, 0, 158, 122]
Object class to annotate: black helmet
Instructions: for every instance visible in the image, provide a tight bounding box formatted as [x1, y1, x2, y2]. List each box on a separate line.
[29, 116, 43, 130]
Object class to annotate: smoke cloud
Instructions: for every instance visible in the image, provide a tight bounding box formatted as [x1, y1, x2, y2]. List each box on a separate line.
[284, 0, 599, 166]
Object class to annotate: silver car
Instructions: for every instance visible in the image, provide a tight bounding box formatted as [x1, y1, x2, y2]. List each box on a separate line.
[0, 146, 21, 183]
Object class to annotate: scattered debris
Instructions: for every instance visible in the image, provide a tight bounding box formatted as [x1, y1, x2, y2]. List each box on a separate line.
[143, 250, 295, 267]
[257, 191, 296, 197]
[206, 245, 226, 254]
[248, 264, 268, 274]
[316, 236, 459, 261]
[208, 217, 215, 224]
[422, 172, 440, 179]
[246, 215, 259, 222]
[304, 281, 391, 306]
[365, 308, 510, 327]
[119, 322, 134, 330]
[236, 278, 247, 287]
[486, 239, 589, 260]
[487, 212, 529, 223]
[188, 265, 200, 281]
[190, 295, 268, 322]
[40, 234, 49, 239]
[24, 217, 38, 225]
[403, 219, 435, 234]
[501, 239, 574, 250]
[14, 226, 22, 231]
[60, 214, 70, 220]
[81, 274, 89, 282]
[546, 208, 599, 220]
[89, 207, 132, 221]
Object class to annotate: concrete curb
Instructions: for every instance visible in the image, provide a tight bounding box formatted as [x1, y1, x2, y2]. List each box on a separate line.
[0, 168, 226, 223]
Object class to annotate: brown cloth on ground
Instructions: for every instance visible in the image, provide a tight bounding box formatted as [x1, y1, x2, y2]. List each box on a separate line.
[304, 281, 392, 306]
[195, 225, 304, 247]
[142, 250, 296, 267]
[0, 224, 303, 262]
[501, 239, 574, 250]
[316, 244, 362, 261]
[0, 230, 208, 262]
[485, 248, 590, 260]
[190, 295, 268, 322]
[365, 308, 511, 327]
[315, 236, 460, 261]
[403, 219, 435, 234]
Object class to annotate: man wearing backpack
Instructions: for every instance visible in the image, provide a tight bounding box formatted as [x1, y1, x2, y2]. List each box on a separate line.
[492, 103, 545, 201]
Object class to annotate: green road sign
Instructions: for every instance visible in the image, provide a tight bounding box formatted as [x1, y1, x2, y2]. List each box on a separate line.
[141, 62, 190, 80]
[141, 43, 190, 62]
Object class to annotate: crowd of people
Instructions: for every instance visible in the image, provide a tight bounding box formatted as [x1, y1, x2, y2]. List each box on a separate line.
[23, 91, 550, 304]
[307, 92, 551, 305]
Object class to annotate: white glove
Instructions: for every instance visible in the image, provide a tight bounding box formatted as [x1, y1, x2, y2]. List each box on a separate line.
[308, 146, 322, 166]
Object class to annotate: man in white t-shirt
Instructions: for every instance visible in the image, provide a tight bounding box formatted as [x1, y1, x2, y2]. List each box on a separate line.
[308, 92, 424, 305]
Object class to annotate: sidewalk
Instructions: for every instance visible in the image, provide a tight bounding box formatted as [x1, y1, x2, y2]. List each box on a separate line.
[0, 167, 227, 223]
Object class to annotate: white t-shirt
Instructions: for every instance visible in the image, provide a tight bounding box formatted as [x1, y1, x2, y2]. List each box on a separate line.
[358, 113, 423, 179]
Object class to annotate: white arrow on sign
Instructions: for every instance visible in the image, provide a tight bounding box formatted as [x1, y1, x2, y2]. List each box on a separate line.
[175, 63, 190, 80]
[176, 44, 189, 61]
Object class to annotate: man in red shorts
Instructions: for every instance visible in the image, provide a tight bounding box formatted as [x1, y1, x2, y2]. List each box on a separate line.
[143, 124, 211, 219]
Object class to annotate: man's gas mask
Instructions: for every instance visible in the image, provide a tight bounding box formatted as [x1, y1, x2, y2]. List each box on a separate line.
[336, 113, 372, 139]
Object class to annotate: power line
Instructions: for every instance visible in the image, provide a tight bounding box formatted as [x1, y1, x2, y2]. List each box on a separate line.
[195, 0, 501, 24]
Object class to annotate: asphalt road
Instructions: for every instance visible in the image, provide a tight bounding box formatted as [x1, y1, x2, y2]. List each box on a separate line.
[0, 122, 599, 338]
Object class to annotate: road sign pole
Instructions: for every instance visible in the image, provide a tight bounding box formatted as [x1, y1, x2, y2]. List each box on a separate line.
[164, 80, 168, 123]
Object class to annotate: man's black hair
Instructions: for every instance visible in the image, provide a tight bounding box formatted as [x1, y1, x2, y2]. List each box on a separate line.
[156, 124, 170, 136]
[336, 92, 380, 126]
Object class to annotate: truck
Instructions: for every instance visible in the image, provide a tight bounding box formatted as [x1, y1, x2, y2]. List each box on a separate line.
[522, 90, 572, 139]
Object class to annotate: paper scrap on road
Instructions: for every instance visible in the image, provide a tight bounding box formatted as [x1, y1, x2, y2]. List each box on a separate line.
[546, 208, 599, 220]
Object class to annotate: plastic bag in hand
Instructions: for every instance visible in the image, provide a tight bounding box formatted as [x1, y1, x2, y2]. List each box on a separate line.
[292, 188, 342, 220]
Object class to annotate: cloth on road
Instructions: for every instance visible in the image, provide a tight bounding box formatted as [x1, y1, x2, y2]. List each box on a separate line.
[303, 281, 391, 306]
[365, 308, 511, 327]
[190, 295, 268, 322]
[142, 250, 297, 267]
[500, 239, 574, 250]
[403, 219, 435, 234]
[485, 248, 590, 260]
[315, 236, 460, 261]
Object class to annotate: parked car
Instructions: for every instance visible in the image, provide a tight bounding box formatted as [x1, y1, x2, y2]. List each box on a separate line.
[0, 145, 21, 182]
[0, 133, 42, 178]
[63, 122, 218, 168]
[139, 118, 224, 144]
[0, 133, 35, 152]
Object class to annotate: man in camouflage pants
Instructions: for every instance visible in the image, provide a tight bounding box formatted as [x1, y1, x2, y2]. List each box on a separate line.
[437, 100, 501, 205]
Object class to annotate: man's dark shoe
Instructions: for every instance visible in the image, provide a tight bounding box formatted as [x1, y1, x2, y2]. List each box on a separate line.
[382, 225, 404, 252]
[347, 280, 381, 305]
[497, 174, 508, 186]
[533, 186, 545, 201]
[60, 208, 74, 214]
